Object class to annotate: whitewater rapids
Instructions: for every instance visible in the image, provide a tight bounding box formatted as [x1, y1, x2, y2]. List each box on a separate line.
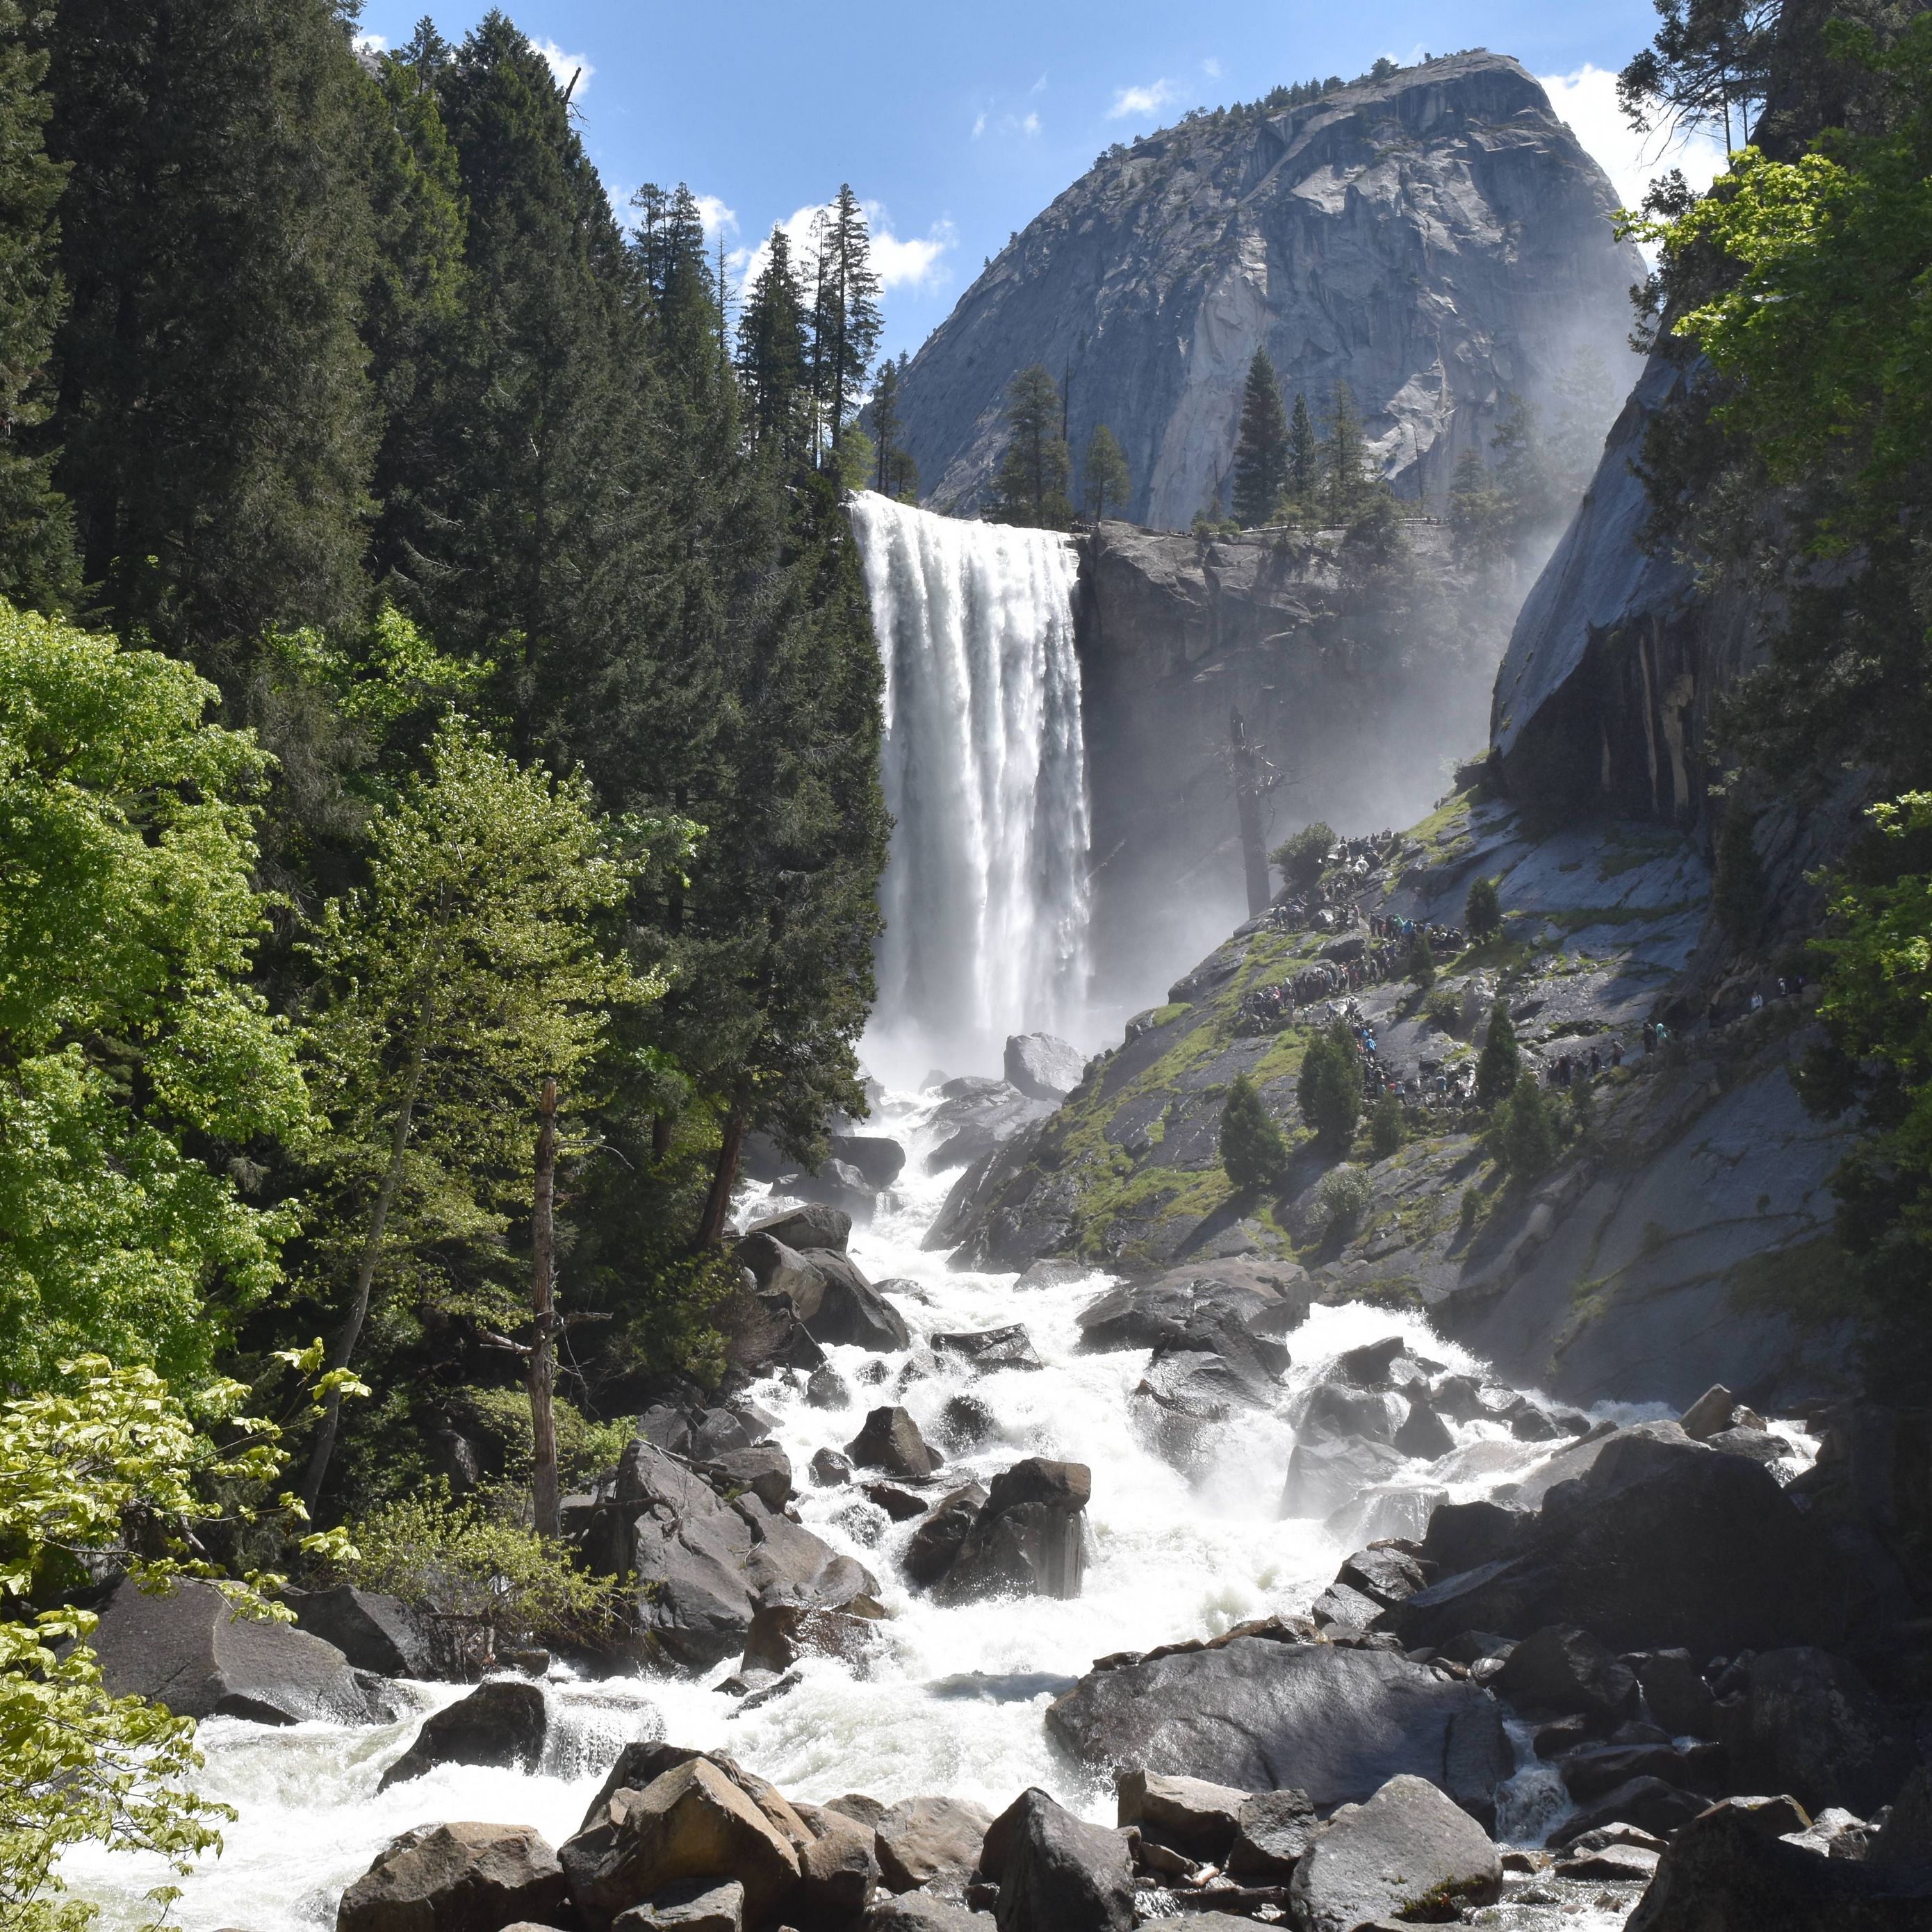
[66, 1088, 1680, 1931]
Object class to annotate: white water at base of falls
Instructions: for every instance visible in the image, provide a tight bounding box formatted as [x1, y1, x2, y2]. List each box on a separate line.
[65, 1090, 1767, 1932]
[846, 493, 1091, 1084]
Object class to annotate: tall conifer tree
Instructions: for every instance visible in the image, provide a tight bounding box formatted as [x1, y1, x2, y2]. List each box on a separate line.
[1323, 379, 1370, 522]
[1231, 350, 1288, 527]
[811, 186, 882, 467]
[1286, 392, 1320, 509]
[992, 365, 1072, 529]
[737, 227, 809, 461]
[46, 0, 379, 658]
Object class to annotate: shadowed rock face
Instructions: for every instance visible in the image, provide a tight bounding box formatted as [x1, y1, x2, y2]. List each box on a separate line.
[894, 54, 1640, 530]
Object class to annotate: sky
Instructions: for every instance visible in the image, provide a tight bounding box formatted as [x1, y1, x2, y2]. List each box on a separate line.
[353, 0, 1729, 363]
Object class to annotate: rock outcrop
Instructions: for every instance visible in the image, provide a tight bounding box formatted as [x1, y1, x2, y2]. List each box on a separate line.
[894, 54, 1637, 530]
[336, 1823, 567, 1932]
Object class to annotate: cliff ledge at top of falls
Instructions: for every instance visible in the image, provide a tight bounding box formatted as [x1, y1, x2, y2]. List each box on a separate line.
[929, 787, 1856, 1414]
[893, 51, 1643, 530]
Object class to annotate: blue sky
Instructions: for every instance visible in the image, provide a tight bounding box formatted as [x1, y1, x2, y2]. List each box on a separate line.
[354, 1, 1726, 362]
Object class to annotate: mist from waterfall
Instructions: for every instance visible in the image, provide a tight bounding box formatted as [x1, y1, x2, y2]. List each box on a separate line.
[847, 491, 1090, 1083]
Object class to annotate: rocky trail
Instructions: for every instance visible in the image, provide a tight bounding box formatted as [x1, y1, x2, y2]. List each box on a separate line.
[62, 1083, 1932, 1932]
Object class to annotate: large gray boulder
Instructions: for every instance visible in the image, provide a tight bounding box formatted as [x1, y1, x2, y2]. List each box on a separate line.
[979, 1787, 1133, 1932]
[379, 1680, 547, 1790]
[1493, 1623, 1637, 1723]
[290, 1584, 439, 1680]
[803, 1250, 912, 1351]
[337, 1822, 566, 1932]
[575, 1441, 877, 1669]
[874, 1796, 994, 1895]
[1075, 1263, 1310, 1353]
[742, 1202, 851, 1251]
[1115, 1769, 1245, 1860]
[1714, 1648, 1918, 1819]
[932, 1325, 1042, 1373]
[1045, 1635, 1509, 1817]
[1279, 1436, 1407, 1518]
[1288, 1774, 1502, 1932]
[1004, 1033, 1085, 1102]
[561, 1758, 801, 1929]
[90, 1578, 393, 1726]
[935, 1460, 1088, 1603]
[1625, 1799, 1932, 1931]
[611, 1878, 743, 1931]
[847, 1407, 942, 1480]
[904, 1484, 989, 1589]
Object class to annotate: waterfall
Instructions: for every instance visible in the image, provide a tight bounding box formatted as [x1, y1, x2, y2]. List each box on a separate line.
[846, 491, 1091, 1079]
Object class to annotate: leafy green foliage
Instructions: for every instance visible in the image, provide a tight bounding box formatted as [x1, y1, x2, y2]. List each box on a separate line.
[0, 605, 305, 1387]
[993, 364, 1072, 529]
[1271, 821, 1336, 892]
[1465, 874, 1503, 938]
[1218, 1071, 1288, 1190]
[1, 1348, 360, 1932]
[1317, 1162, 1372, 1232]
[1296, 1020, 1363, 1156]
[1232, 350, 1288, 527]
[1475, 999, 1521, 1108]
[330, 1482, 624, 1653]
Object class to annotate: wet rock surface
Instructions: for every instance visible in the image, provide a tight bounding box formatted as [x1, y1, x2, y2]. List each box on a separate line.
[336, 1822, 566, 1932]
[378, 1680, 547, 1790]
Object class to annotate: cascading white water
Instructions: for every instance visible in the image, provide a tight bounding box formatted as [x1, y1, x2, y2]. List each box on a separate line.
[846, 492, 1090, 1081]
[63, 1086, 1750, 1932]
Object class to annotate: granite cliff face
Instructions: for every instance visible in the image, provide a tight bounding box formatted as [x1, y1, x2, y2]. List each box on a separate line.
[896, 53, 1643, 529]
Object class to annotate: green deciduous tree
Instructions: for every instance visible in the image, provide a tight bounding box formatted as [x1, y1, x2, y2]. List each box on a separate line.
[1271, 820, 1336, 893]
[1081, 423, 1131, 521]
[1297, 1020, 1363, 1156]
[1232, 350, 1288, 527]
[297, 715, 676, 1507]
[46, 0, 379, 659]
[1219, 1071, 1288, 1190]
[1475, 999, 1521, 1108]
[993, 364, 1072, 530]
[0, 0, 77, 613]
[0, 603, 306, 1390]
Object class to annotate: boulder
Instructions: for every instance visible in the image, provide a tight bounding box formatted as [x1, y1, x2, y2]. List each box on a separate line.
[1227, 1788, 1320, 1880]
[695, 1444, 792, 1512]
[810, 1447, 853, 1486]
[1288, 1775, 1502, 1932]
[1074, 1265, 1310, 1354]
[379, 1680, 548, 1790]
[1714, 1648, 1917, 1818]
[1625, 1799, 1932, 1931]
[1045, 1636, 1510, 1816]
[935, 1393, 1000, 1452]
[1390, 1426, 1849, 1658]
[1136, 1309, 1288, 1425]
[1004, 1033, 1086, 1101]
[1419, 1500, 1526, 1574]
[875, 1796, 995, 1895]
[1393, 1396, 1457, 1461]
[1296, 1381, 1395, 1445]
[931, 1325, 1042, 1373]
[867, 1483, 930, 1521]
[1493, 1624, 1638, 1723]
[804, 1251, 912, 1352]
[719, 1279, 825, 1377]
[1558, 1742, 1719, 1803]
[935, 1460, 1089, 1604]
[979, 1787, 1133, 1932]
[831, 1133, 908, 1190]
[904, 1484, 988, 1589]
[1279, 1436, 1407, 1518]
[611, 1878, 743, 1931]
[1547, 1776, 1711, 1848]
[742, 1202, 851, 1252]
[1630, 1648, 1720, 1739]
[1870, 1766, 1932, 1867]
[862, 1896, 987, 1932]
[1681, 1384, 1743, 1441]
[735, 1235, 828, 1311]
[90, 1578, 391, 1726]
[807, 1366, 851, 1410]
[794, 1805, 881, 1917]
[740, 1600, 883, 1676]
[337, 1823, 567, 1932]
[1334, 1337, 1412, 1389]
[290, 1585, 439, 1680]
[846, 1407, 942, 1480]
[1336, 1544, 1430, 1610]
[1310, 1581, 1383, 1633]
[1115, 1769, 1245, 1860]
[560, 1758, 801, 1929]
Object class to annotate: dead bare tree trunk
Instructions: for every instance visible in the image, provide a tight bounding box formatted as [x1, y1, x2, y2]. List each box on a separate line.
[529, 1076, 560, 1541]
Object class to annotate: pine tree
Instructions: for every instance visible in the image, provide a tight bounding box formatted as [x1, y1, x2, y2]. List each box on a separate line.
[1465, 874, 1502, 938]
[992, 364, 1072, 529]
[1491, 395, 1550, 555]
[0, 0, 78, 611]
[1285, 392, 1320, 513]
[867, 353, 920, 499]
[812, 185, 883, 468]
[1447, 448, 1505, 570]
[46, 0, 379, 659]
[1369, 1091, 1404, 1159]
[1498, 1075, 1558, 1178]
[737, 226, 810, 459]
[1475, 1000, 1521, 1108]
[1081, 423, 1131, 521]
[1231, 350, 1288, 527]
[1408, 928, 1436, 990]
[1220, 1072, 1288, 1191]
[1297, 1020, 1362, 1156]
[1323, 380, 1370, 522]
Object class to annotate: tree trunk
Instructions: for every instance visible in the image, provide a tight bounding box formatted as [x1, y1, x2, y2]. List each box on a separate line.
[1229, 710, 1272, 917]
[302, 1035, 429, 1513]
[693, 1110, 746, 1252]
[529, 1076, 560, 1541]
[651, 1111, 673, 1161]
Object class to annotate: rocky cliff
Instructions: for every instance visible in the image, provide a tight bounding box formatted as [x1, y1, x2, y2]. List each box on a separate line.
[895, 53, 1643, 528]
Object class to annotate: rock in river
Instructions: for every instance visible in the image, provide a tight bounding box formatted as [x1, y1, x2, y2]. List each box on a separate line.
[1289, 1774, 1502, 1932]
[337, 1822, 567, 1932]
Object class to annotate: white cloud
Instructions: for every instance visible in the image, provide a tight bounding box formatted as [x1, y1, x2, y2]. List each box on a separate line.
[1538, 63, 1728, 220]
[1021, 111, 1041, 137]
[694, 195, 737, 238]
[972, 110, 988, 138]
[354, 32, 387, 54]
[1202, 56, 1222, 79]
[1108, 79, 1176, 122]
[870, 216, 959, 290]
[529, 36, 594, 98]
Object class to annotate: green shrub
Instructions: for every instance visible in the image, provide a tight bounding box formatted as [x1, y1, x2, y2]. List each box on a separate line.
[1498, 1076, 1558, 1179]
[1459, 1186, 1481, 1231]
[1271, 820, 1336, 892]
[1407, 928, 1436, 989]
[1218, 1072, 1288, 1190]
[1318, 1163, 1373, 1232]
[1423, 987, 1461, 1033]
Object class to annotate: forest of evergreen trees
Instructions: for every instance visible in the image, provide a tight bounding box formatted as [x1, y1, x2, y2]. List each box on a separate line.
[0, 1, 901, 1518]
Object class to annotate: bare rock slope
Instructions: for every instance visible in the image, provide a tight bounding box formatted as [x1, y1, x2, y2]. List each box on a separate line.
[897, 52, 1641, 528]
